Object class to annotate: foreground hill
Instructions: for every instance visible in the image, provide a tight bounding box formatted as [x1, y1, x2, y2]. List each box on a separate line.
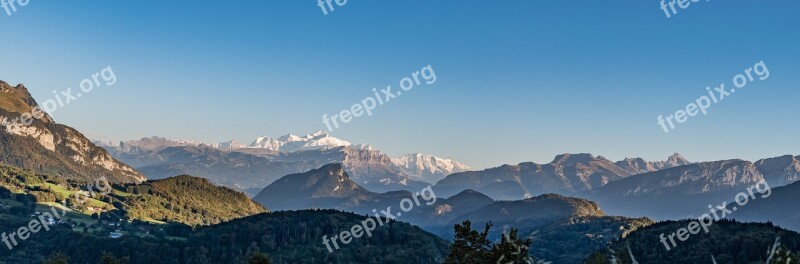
[584, 220, 800, 263]
[451, 194, 604, 226]
[426, 194, 652, 264]
[0, 204, 448, 263]
[118, 175, 268, 225]
[0, 81, 145, 183]
[185, 210, 449, 263]
[0, 163, 266, 226]
[403, 189, 495, 227]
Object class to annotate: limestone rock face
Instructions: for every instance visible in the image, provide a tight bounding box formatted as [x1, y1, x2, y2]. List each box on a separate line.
[0, 80, 145, 183]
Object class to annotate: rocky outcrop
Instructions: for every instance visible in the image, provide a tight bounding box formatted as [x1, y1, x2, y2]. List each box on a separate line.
[754, 155, 800, 187]
[0, 81, 145, 183]
[615, 153, 691, 175]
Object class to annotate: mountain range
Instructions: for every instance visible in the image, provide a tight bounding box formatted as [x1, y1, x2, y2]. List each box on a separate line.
[4, 79, 800, 263]
[592, 156, 800, 220]
[99, 128, 800, 226]
[213, 130, 351, 152]
[257, 164, 625, 218]
[432, 153, 690, 200]
[251, 163, 658, 263]
[121, 130, 800, 227]
[99, 132, 470, 193]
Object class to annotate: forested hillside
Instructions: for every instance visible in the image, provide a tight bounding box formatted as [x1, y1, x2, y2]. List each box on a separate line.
[584, 220, 800, 264]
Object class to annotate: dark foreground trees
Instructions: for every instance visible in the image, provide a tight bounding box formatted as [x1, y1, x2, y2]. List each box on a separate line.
[42, 252, 130, 264]
[445, 220, 535, 264]
[247, 252, 273, 264]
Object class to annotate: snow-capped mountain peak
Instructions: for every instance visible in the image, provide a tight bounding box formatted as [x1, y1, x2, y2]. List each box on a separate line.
[391, 153, 471, 183]
[212, 140, 247, 150]
[234, 131, 351, 152]
[353, 144, 374, 151]
[277, 134, 303, 142]
[105, 136, 202, 152]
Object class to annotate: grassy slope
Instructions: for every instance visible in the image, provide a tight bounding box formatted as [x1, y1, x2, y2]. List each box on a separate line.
[0, 90, 32, 115]
[0, 163, 266, 226]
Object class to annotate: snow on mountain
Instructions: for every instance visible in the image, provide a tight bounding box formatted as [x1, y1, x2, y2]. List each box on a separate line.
[211, 140, 247, 150]
[249, 136, 282, 150]
[106, 131, 471, 190]
[219, 130, 352, 152]
[614, 153, 691, 175]
[392, 153, 471, 183]
[105, 136, 201, 153]
[352, 144, 374, 151]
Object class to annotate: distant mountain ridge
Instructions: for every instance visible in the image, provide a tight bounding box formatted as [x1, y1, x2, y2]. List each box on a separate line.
[111, 144, 325, 191]
[731, 180, 800, 231]
[0, 81, 145, 183]
[214, 130, 351, 152]
[433, 153, 691, 200]
[113, 136, 202, 154]
[593, 156, 800, 220]
[754, 155, 800, 186]
[102, 132, 471, 192]
[614, 153, 691, 175]
[597, 159, 763, 197]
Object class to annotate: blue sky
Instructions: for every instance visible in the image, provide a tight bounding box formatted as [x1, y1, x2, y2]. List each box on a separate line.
[1, 1, 798, 169]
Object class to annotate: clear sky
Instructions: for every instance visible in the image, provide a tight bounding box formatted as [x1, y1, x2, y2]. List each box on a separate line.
[1, 1, 798, 169]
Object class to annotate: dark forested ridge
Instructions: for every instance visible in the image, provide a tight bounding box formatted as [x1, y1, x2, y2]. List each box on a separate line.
[184, 210, 449, 264]
[1, 202, 448, 263]
[584, 220, 800, 264]
[429, 194, 653, 263]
